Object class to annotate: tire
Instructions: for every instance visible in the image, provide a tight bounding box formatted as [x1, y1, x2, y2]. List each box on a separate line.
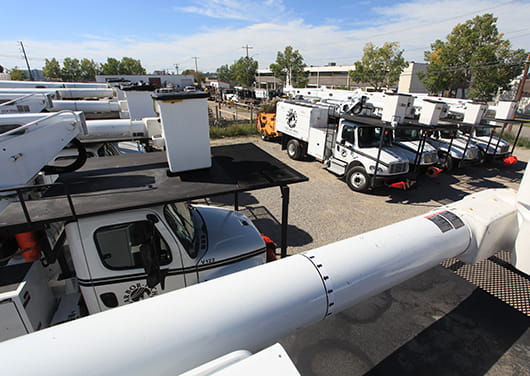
[287, 139, 303, 160]
[260, 130, 267, 141]
[346, 167, 370, 192]
[477, 149, 486, 164]
[439, 152, 454, 172]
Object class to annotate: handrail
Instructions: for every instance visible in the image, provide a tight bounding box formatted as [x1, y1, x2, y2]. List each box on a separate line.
[0, 110, 78, 137]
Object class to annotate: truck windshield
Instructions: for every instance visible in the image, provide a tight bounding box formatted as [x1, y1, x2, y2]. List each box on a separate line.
[475, 127, 492, 137]
[164, 202, 200, 258]
[358, 126, 386, 148]
[395, 128, 421, 141]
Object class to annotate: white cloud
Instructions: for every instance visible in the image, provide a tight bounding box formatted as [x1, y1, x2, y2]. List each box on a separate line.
[175, 0, 287, 22]
[1, 1, 528, 73]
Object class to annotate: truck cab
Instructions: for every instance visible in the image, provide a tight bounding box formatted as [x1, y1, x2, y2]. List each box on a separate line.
[328, 119, 411, 191]
[427, 128, 481, 170]
[393, 127, 439, 169]
[65, 202, 265, 314]
[457, 124, 511, 160]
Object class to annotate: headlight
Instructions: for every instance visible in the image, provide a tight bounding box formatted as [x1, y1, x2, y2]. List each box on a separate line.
[369, 165, 383, 172]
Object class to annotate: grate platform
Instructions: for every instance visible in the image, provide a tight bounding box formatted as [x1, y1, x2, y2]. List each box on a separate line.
[442, 251, 530, 316]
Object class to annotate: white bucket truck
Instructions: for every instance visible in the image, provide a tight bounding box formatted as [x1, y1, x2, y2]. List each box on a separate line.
[276, 100, 411, 192]
[0, 92, 300, 342]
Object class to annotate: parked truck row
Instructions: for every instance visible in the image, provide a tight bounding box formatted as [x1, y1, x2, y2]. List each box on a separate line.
[257, 89, 522, 192]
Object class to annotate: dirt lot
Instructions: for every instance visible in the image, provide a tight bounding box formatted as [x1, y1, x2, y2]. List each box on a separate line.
[208, 135, 530, 376]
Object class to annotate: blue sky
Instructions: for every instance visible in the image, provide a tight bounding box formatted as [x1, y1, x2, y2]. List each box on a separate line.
[1, 0, 529, 73]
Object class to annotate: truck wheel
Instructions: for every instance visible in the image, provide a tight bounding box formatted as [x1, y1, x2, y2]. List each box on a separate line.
[439, 152, 453, 171]
[261, 130, 267, 141]
[478, 149, 485, 164]
[346, 167, 369, 192]
[287, 139, 303, 160]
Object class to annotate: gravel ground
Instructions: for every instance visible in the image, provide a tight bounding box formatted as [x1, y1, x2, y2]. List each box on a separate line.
[208, 135, 530, 376]
[211, 135, 530, 254]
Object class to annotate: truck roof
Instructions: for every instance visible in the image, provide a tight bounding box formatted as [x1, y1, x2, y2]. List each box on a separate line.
[0, 143, 308, 233]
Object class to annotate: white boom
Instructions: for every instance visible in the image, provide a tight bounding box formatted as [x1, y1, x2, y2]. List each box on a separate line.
[0, 163, 526, 375]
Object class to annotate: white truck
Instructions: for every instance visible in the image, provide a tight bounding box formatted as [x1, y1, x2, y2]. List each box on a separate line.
[276, 100, 411, 192]
[0, 92, 304, 342]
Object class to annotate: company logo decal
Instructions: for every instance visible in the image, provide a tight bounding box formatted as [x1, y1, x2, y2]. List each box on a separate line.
[123, 282, 158, 303]
[286, 109, 297, 128]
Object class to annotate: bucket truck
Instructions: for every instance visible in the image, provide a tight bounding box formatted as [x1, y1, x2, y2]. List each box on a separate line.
[0, 138, 527, 376]
[0, 92, 305, 342]
[275, 99, 412, 192]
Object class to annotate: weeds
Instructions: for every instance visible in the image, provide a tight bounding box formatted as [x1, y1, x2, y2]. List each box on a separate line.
[209, 121, 258, 139]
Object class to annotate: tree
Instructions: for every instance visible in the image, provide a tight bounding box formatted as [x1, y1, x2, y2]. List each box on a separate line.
[349, 42, 408, 91]
[101, 57, 120, 75]
[79, 58, 100, 81]
[216, 64, 234, 84]
[182, 69, 205, 84]
[43, 58, 62, 80]
[9, 67, 25, 80]
[270, 46, 309, 87]
[419, 13, 527, 100]
[231, 57, 258, 87]
[61, 58, 81, 81]
[118, 57, 146, 75]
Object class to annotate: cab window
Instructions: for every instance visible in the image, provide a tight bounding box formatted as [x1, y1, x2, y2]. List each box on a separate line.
[341, 124, 355, 145]
[94, 220, 171, 270]
[358, 126, 383, 148]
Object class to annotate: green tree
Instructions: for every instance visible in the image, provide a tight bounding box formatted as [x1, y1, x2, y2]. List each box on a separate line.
[118, 57, 146, 75]
[216, 64, 234, 84]
[43, 58, 62, 80]
[182, 69, 205, 84]
[9, 66, 26, 80]
[349, 42, 408, 91]
[79, 58, 100, 81]
[270, 46, 309, 87]
[61, 58, 82, 81]
[101, 57, 120, 75]
[231, 57, 258, 87]
[419, 13, 527, 100]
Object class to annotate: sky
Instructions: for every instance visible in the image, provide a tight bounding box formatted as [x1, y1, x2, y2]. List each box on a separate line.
[1, 0, 529, 74]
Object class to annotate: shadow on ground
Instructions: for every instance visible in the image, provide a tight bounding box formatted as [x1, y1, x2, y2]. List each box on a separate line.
[365, 289, 530, 376]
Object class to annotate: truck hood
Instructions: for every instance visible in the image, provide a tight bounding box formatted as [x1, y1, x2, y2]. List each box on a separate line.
[373, 146, 412, 165]
[466, 135, 510, 155]
[394, 141, 438, 164]
[195, 205, 265, 262]
[427, 137, 480, 160]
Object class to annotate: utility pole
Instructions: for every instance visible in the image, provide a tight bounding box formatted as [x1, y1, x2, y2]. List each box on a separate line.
[174, 64, 179, 75]
[515, 53, 530, 102]
[18, 41, 33, 81]
[242, 45, 253, 58]
[192, 56, 199, 86]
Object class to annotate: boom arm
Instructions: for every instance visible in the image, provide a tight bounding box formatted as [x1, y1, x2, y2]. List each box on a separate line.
[0, 169, 525, 375]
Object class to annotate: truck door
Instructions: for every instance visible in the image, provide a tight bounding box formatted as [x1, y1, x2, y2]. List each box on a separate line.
[335, 123, 356, 161]
[75, 210, 186, 314]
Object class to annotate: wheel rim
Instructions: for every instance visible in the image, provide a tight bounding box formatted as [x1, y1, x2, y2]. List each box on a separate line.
[350, 171, 366, 189]
[288, 143, 296, 157]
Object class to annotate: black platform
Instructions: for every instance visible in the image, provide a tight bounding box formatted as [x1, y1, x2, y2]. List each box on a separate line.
[1, 143, 308, 255]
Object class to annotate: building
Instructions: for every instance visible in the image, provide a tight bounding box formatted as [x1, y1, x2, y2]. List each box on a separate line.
[256, 63, 357, 90]
[96, 74, 194, 89]
[398, 62, 429, 94]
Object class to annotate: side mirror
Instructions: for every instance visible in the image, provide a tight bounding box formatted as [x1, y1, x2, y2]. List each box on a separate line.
[140, 218, 166, 289]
